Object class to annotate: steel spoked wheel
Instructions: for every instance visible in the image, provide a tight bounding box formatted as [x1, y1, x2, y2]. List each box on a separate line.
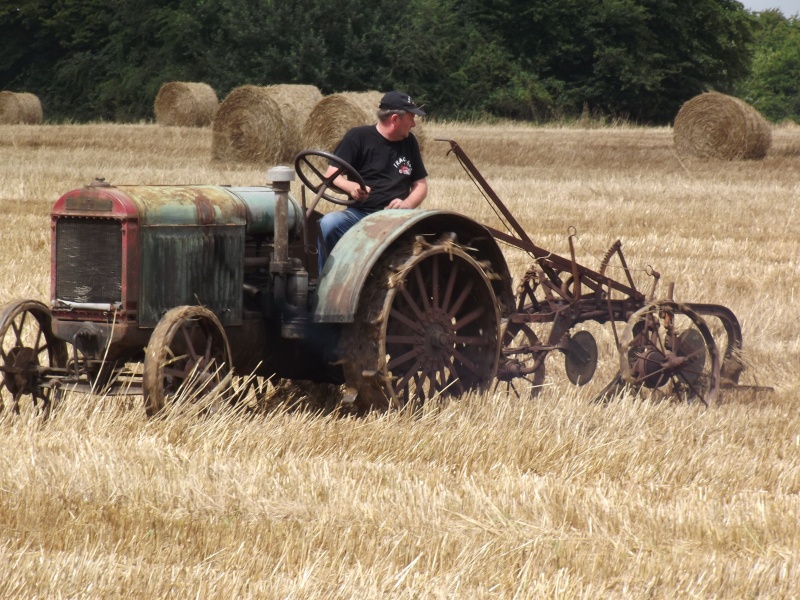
[0, 300, 67, 416]
[143, 306, 233, 417]
[619, 301, 720, 405]
[496, 322, 545, 398]
[344, 239, 501, 411]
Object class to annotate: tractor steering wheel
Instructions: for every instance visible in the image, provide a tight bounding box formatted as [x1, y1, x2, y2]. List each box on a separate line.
[294, 149, 367, 207]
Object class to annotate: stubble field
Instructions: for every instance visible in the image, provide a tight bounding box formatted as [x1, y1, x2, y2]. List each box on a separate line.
[0, 120, 798, 598]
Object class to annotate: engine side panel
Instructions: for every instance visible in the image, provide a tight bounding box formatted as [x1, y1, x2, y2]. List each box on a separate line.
[139, 225, 244, 327]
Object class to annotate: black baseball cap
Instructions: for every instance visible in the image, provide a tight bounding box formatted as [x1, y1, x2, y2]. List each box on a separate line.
[379, 91, 426, 116]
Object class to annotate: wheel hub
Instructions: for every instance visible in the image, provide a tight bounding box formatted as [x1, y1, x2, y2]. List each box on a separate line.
[634, 347, 669, 388]
[4, 346, 38, 395]
[424, 318, 454, 355]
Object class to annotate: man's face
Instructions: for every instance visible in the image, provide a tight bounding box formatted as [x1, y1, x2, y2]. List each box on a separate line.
[393, 112, 417, 139]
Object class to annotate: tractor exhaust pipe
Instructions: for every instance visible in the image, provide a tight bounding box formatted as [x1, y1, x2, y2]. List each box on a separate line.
[267, 166, 308, 339]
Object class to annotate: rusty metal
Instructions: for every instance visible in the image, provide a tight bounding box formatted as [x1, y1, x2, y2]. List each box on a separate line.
[339, 235, 502, 410]
[311, 209, 512, 323]
[438, 138, 754, 403]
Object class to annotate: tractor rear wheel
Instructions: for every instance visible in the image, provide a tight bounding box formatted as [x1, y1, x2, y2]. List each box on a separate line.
[0, 300, 68, 417]
[342, 235, 501, 411]
[143, 305, 233, 417]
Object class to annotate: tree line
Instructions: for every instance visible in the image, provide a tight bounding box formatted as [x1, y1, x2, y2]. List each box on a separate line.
[1, 0, 797, 124]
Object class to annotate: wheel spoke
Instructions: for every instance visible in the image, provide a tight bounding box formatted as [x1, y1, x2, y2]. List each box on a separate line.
[447, 280, 474, 319]
[11, 316, 24, 345]
[389, 308, 425, 335]
[388, 346, 425, 370]
[181, 324, 198, 362]
[451, 348, 480, 376]
[432, 255, 440, 309]
[386, 334, 424, 345]
[414, 264, 431, 313]
[451, 365, 466, 394]
[393, 358, 424, 397]
[399, 285, 426, 323]
[441, 262, 460, 313]
[204, 331, 214, 362]
[452, 335, 494, 345]
[34, 327, 45, 353]
[453, 306, 484, 330]
[674, 369, 709, 397]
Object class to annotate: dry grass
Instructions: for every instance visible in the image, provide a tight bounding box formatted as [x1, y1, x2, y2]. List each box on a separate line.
[1, 120, 799, 597]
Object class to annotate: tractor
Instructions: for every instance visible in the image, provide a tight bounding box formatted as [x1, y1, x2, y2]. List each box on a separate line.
[0, 140, 755, 417]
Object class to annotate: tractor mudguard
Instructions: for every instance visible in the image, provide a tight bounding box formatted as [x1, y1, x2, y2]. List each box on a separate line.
[311, 209, 513, 323]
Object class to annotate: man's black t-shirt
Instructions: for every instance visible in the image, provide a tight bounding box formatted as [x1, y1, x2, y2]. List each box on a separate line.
[332, 125, 427, 213]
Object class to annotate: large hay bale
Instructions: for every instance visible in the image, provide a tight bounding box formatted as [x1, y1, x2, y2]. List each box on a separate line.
[154, 82, 218, 127]
[212, 84, 322, 163]
[301, 92, 383, 153]
[0, 91, 43, 124]
[301, 91, 427, 153]
[673, 92, 772, 160]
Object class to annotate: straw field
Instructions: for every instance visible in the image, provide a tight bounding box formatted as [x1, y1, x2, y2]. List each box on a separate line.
[0, 120, 798, 597]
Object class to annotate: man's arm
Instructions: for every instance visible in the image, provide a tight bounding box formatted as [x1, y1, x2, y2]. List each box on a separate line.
[323, 165, 370, 201]
[387, 178, 427, 209]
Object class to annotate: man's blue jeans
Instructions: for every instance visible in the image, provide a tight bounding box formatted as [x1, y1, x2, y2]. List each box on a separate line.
[317, 207, 371, 274]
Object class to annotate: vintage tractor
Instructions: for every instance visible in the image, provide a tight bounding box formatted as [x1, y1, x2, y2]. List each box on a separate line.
[0, 140, 756, 417]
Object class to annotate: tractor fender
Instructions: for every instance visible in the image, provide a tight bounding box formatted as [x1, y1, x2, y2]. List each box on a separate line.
[311, 209, 513, 323]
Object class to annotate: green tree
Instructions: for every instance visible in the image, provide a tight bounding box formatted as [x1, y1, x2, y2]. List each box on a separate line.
[739, 10, 800, 122]
[455, 0, 755, 123]
[0, 0, 763, 123]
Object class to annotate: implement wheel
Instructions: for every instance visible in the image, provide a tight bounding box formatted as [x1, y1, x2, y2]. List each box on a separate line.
[496, 322, 546, 398]
[619, 301, 720, 405]
[143, 305, 233, 417]
[0, 300, 67, 417]
[342, 236, 501, 411]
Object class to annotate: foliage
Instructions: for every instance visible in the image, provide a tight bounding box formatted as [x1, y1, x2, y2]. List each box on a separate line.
[0, 0, 781, 124]
[737, 10, 800, 123]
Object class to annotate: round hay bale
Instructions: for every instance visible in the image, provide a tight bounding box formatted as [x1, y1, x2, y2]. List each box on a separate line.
[301, 92, 383, 153]
[154, 82, 218, 127]
[673, 92, 772, 160]
[212, 84, 322, 164]
[0, 91, 43, 125]
[301, 91, 427, 154]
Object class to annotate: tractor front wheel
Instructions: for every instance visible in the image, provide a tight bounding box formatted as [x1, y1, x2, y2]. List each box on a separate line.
[143, 305, 233, 417]
[0, 300, 67, 417]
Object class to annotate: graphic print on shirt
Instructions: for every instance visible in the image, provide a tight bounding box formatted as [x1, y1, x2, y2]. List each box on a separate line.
[394, 156, 413, 177]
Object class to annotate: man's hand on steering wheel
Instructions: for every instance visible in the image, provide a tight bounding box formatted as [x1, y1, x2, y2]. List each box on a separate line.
[294, 149, 368, 207]
[347, 182, 370, 202]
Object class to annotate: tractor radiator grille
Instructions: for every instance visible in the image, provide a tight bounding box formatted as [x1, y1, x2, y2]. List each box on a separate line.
[55, 218, 123, 304]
